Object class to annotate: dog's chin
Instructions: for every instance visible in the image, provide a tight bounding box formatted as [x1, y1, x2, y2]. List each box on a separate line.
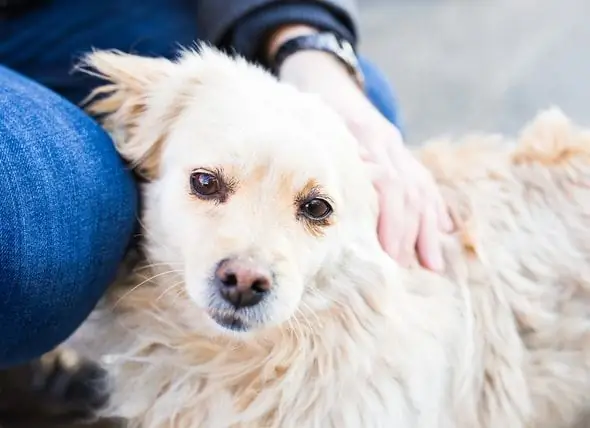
[205, 307, 292, 337]
[209, 311, 252, 334]
[203, 308, 269, 337]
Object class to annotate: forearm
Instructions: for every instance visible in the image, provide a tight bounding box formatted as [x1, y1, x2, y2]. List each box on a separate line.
[195, 0, 358, 65]
[264, 23, 354, 76]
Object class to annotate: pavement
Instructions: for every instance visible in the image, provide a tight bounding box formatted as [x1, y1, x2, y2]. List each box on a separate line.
[359, 0, 590, 144]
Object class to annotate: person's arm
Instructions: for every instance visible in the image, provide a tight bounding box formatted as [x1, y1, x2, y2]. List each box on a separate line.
[196, 0, 358, 65]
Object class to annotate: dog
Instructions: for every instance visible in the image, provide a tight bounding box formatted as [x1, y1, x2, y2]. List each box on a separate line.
[56, 46, 590, 428]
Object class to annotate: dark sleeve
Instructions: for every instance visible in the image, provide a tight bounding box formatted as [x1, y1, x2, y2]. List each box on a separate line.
[196, 0, 358, 64]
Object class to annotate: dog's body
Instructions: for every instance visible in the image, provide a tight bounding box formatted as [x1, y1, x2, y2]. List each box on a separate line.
[67, 47, 590, 428]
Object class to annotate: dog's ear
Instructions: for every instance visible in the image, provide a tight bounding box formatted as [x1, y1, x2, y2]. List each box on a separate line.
[78, 50, 176, 179]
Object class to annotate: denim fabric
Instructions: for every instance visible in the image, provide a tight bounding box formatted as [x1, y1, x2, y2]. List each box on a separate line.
[0, 0, 400, 368]
[0, 66, 138, 368]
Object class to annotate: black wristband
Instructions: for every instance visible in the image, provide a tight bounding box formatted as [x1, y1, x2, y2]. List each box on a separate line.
[271, 32, 364, 87]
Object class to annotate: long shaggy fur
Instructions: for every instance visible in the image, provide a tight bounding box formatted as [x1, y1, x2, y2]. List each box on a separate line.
[68, 46, 590, 428]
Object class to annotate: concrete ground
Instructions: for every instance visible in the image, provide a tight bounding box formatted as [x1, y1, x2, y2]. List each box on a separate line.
[359, 0, 590, 144]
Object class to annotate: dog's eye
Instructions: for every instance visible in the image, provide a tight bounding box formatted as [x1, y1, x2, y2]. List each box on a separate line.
[190, 171, 221, 197]
[301, 198, 333, 221]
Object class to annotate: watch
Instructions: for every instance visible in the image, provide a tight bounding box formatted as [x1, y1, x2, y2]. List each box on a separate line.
[271, 32, 365, 88]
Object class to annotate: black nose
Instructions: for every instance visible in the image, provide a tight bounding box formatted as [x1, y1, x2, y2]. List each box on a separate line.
[215, 258, 272, 308]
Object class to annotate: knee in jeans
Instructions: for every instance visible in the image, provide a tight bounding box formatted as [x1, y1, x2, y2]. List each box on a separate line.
[0, 70, 138, 366]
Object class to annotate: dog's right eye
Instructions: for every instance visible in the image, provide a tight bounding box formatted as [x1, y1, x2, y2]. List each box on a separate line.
[301, 198, 333, 221]
[190, 171, 221, 198]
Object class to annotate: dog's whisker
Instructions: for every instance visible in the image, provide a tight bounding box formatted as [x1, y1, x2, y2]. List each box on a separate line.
[307, 286, 345, 309]
[297, 308, 315, 337]
[288, 317, 299, 341]
[298, 303, 319, 335]
[114, 270, 184, 307]
[134, 269, 184, 283]
[293, 315, 306, 343]
[156, 280, 186, 301]
[290, 312, 308, 344]
[292, 309, 305, 332]
[134, 262, 184, 272]
[156, 280, 188, 308]
[168, 286, 188, 306]
[286, 318, 298, 343]
[299, 301, 320, 325]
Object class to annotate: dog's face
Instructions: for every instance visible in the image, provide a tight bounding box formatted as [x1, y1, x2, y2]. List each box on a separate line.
[85, 48, 381, 336]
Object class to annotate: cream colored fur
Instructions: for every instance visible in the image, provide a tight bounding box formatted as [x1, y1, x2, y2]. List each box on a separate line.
[68, 46, 590, 428]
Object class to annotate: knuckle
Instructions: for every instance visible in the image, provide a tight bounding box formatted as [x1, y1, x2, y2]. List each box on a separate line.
[405, 188, 421, 208]
[364, 137, 385, 153]
[382, 167, 400, 184]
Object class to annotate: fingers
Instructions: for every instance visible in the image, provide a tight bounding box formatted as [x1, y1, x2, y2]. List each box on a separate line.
[371, 161, 405, 260]
[379, 148, 448, 270]
[358, 124, 450, 272]
[397, 157, 449, 270]
[437, 195, 454, 233]
[358, 144, 371, 161]
[396, 188, 421, 267]
[384, 145, 421, 267]
[430, 177, 454, 233]
[416, 205, 445, 272]
[411, 170, 447, 271]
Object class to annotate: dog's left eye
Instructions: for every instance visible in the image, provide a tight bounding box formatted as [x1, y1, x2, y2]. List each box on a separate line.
[190, 171, 221, 198]
[301, 198, 333, 221]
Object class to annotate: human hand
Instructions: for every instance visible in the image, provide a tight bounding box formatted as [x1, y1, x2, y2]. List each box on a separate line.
[268, 29, 453, 271]
[353, 113, 455, 271]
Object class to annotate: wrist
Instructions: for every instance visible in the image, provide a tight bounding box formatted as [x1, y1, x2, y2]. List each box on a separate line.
[265, 25, 318, 64]
[268, 29, 364, 91]
[279, 49, 353, 83]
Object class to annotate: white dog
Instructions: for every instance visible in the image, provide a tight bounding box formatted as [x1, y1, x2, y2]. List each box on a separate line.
[65, 46, 590, 428]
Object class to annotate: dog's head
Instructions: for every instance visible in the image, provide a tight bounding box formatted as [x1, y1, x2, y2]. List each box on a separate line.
[82, 46, 385, 336]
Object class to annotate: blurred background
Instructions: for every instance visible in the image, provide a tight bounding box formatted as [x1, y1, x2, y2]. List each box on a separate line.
[359, 0, 590, 144]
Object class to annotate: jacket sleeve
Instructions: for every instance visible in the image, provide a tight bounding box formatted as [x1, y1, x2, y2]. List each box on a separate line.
[196, 0, 359, 64]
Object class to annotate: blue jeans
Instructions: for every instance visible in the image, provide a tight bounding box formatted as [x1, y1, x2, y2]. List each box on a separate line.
[0, 0, 400, 368]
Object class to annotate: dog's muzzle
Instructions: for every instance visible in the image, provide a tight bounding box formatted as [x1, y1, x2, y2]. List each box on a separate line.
[208, 257, 274, 332]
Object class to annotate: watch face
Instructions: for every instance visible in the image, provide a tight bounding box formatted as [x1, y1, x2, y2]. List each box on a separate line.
[318, 33, 363, 84]
[339, 40, 360, 68]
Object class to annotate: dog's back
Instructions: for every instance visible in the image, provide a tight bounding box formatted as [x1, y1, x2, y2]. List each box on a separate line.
[417, 109, 590, 427]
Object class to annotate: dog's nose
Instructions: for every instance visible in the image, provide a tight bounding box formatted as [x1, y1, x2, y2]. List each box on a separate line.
[215, 258, 272, 308]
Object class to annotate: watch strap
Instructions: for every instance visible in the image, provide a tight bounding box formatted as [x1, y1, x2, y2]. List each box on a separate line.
[271, 32, 364, 88]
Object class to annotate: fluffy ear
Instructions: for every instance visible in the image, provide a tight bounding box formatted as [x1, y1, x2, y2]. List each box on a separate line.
[78, 50, 176, 179]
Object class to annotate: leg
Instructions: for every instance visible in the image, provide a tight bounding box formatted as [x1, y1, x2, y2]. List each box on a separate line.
[0, 65, 137, 368]
[0, 0, 193, 369]
[359, 57, 403, 131]
[0, 348, 109, 423]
